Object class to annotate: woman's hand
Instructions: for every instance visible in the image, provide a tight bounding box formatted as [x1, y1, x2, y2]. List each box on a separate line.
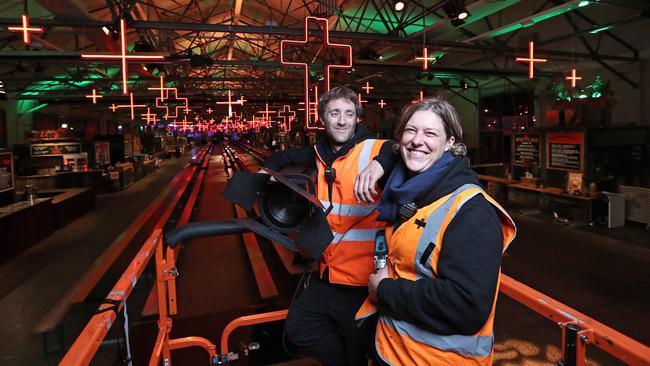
[354, 160, 384, 204]
[369, 266, 389, 302]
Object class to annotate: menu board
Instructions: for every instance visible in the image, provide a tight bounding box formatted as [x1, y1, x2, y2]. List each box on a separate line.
[0, 151, 13, 192]
[546, 132, 584, 171]
[94, 141, 111, 167]
[30, 143, 82, 157]
[512, 133, 541, 167]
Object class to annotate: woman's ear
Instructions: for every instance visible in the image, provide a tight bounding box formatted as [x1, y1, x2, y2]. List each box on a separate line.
[445, 136, 455, 151]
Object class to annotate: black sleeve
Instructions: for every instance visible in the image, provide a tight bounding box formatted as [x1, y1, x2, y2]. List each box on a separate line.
[374, 140, 399, 188]
[376, 195, 504, 335]
[261, 145, 316, 171]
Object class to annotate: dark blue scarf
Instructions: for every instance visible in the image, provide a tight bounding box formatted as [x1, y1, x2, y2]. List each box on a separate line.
[376, 151, 454, 222]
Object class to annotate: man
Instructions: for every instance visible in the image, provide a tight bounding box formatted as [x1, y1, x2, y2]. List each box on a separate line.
[260, 86, 395, 365]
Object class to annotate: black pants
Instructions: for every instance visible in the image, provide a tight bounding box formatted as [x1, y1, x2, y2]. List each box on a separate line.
[284, 277, 376, 366]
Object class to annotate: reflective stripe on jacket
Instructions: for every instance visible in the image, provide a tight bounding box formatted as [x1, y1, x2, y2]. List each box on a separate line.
[314, 138, 387, 286]
[373, 184, 516, 366]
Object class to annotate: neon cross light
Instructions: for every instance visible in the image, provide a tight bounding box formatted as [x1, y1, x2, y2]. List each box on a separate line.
[515, 42, 547, 79]
[81, 18, 165, 94]
[257, 103, 276, 127]
[141, 107, 159, 125]
[566, 68, 582, 88]
[8, 14, 43, 45]
[85, 89, 103, 104]
[357, 93, 368, 104]
[362, 81, 374, 94]
[412, 90, 424, 104]
[415, 48, 436, 70]
[278, 105, 296, 132]
[206, 107, 213, 114]
[281, 16, 352, 130]
[108, 92, 147, 120]
[155, 89, 188, 119]
[378, 99, 387, 109]
[216, 90, 246, 117]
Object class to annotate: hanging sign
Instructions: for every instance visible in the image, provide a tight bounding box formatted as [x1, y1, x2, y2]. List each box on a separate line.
[30, 142, 82, 157]
[0, 151, 14, 192]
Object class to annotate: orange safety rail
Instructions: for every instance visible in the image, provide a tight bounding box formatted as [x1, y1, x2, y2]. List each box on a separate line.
[220, 310, 289, 355]
[501, 275, 650, 366]
[34, 148, 203, 335]
[59, 230, 163, 365]
[141, 155, 210, 316]
[60, 146, 211, 365]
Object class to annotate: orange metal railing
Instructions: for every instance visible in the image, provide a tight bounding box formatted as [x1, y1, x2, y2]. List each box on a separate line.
[60, 143, 650, 366]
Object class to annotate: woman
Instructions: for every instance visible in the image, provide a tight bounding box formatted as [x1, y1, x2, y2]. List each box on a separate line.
[356, 97, 516, 365]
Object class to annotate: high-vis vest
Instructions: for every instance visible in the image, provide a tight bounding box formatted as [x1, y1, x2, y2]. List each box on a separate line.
[314, 139, 387, 286]
[358, 184, 516, 365]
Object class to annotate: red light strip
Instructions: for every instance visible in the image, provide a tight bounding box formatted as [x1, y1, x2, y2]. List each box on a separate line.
[81, 19, 165, 94]
[357, 93, 368, 104]
[8, 14, 43, 45]
[278, 105, 296, 132]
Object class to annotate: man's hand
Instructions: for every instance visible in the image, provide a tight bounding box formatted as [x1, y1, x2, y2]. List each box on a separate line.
[354, 160, 384, 204]
[368, 266, 389, 302]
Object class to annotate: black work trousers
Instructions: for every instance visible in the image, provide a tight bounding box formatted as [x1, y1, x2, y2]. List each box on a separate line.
[284, 277, 375, 366]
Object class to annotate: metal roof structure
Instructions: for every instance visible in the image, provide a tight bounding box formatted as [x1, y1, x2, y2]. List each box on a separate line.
[1, 0, 649, 110]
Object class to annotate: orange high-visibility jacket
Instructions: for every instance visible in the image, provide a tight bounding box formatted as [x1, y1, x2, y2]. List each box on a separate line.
[361, 184, 516, 365]
[314, 139, 388, 286]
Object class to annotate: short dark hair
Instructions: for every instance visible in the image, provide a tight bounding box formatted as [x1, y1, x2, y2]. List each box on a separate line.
[396, 97, 467, 156]
[317, 86, 363, 121]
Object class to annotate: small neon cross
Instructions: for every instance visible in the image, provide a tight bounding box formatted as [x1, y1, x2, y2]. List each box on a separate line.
[8, 14, 43, 45]
[85, 89, 103, 104]
[515, 42, 547, 79]
[565, 68, 582, 88]
[216, 90, 246, 117]
[415, 48, 436, 70]
[206, 107, 213, 114]
[108, 92, 147, 120]
[141, 108, 159, 125]
[278, 105, 296, 132]
[362, 81, 374, 94]
[82, 18, 165, 94]
[357, 93, 368, 104]
[378, 99, 387, 109]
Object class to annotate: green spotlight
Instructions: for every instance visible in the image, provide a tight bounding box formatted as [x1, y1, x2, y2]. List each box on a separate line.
[578, 1, 589, 7]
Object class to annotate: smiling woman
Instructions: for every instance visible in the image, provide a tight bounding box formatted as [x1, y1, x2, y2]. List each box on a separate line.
[360, 97, 517, 366]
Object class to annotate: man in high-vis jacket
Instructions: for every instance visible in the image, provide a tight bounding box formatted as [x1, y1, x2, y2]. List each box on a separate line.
[260, 86, 396, 365]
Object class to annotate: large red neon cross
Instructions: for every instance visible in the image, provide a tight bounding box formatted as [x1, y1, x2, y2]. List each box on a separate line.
[566, 68, 582, 88]
[82, 18, 165, 94]
[281, 16, 352, 130]
[85, 89, 103, 104]
[415, 48, 436, 70]
[8, 14, 43, 45]
[515, 42, 547, 79]
[278, 105, 296, 132]
[108, 92, 147, 120]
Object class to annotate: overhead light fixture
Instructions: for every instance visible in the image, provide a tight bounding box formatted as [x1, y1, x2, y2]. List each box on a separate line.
[578, 1, 589, 7]
[442, 0, 470, 27]
[393, 0, 405, 12]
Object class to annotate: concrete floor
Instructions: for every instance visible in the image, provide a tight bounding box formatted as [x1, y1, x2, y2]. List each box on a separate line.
[0, 148, 648, 365]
